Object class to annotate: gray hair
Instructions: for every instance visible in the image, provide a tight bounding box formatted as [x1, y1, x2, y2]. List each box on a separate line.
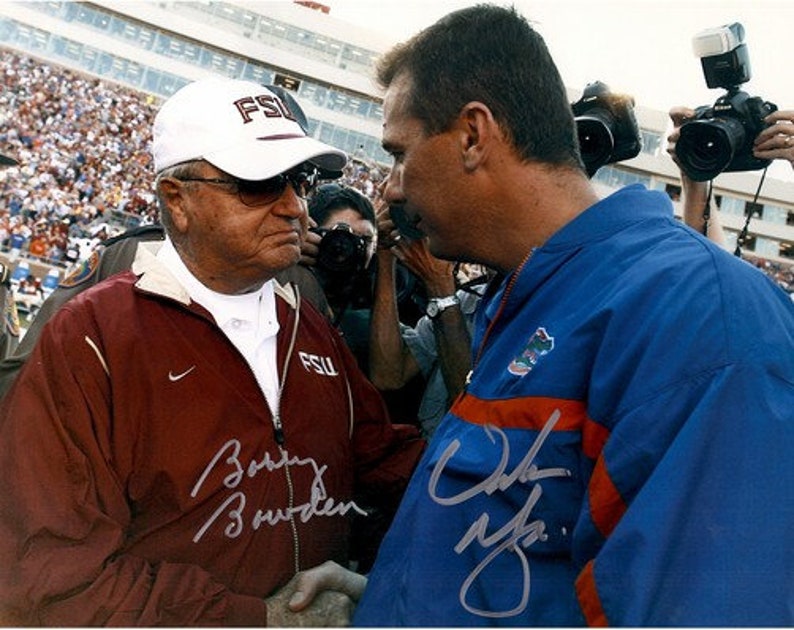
[154, 161, 203, 235]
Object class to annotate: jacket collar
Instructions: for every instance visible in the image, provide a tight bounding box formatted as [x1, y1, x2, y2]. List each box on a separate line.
[130, 240, 299, 310]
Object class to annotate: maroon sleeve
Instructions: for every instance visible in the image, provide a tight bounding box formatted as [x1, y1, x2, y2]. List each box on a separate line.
[0, 310, 266, 626]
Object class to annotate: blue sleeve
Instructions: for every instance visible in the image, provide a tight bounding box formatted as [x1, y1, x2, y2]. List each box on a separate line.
[576, 362, 794, 625]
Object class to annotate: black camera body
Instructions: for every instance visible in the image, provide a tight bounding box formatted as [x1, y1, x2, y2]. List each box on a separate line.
[312, 222, 369, 276]
[571, 81, 642, 177]
[676, 22, 777, 181]
[677, 91, 777, 181]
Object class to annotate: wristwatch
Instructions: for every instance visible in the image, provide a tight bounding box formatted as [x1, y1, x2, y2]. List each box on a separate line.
[426, 294, 460, 319]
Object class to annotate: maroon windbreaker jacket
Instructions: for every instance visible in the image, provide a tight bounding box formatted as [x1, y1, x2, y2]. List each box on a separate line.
[0, 245, 424, 625]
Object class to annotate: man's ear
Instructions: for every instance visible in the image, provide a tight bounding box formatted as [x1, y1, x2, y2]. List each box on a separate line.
[157, 178, 189, 233]
[457, 102, 499, 171]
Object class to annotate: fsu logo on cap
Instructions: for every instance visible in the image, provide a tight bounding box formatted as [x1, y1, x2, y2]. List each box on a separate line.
[508, 327, 554, 376]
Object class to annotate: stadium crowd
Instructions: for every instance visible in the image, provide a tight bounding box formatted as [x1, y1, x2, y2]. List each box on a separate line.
[0, 47, 791, 298]
[0, 50, 157, 266]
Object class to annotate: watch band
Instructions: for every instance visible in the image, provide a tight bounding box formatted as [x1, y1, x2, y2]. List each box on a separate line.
[426, 294, 460, 319]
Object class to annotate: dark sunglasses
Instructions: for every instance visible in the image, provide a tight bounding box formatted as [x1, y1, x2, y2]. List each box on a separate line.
[175, 163, 320, 207]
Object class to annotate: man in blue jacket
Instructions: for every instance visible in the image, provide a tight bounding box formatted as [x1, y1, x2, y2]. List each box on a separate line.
[353, 5, 794, 626]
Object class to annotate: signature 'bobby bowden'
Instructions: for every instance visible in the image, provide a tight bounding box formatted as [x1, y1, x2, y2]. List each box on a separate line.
[190, 438, 366, 543]
[428, 410, 571, 618]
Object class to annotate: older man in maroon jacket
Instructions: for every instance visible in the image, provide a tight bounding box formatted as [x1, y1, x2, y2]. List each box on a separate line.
[0, 77, 423, 626]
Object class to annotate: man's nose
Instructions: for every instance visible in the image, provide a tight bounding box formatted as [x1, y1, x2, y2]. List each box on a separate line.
[273, 186, 306, 218]
[380, 169, 405, 206]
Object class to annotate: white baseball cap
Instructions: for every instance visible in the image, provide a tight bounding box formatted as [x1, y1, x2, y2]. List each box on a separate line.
[152, 77, 347, 180]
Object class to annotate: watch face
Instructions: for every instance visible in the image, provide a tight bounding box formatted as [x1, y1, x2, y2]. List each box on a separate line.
[426, 301, 439, 317]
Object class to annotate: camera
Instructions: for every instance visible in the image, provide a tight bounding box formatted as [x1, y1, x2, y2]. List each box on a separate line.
[311, 222, 369, 276]
[571, 81, 642, 177]
[676, 22, 778, 182]
[310, 222, 373, 312]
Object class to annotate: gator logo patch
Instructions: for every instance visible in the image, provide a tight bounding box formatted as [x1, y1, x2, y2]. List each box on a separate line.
[60, 248, 102, 288]
[507, 327, 554, 376]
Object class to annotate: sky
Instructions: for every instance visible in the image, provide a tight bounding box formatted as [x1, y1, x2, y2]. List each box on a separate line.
[325, 0, 794, 181]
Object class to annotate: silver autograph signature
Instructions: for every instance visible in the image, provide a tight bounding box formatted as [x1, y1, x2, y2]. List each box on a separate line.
[191, 439, 366, 543]
[428, 410, 571, 618]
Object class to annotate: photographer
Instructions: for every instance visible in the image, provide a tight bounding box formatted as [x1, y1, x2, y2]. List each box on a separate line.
[667, 106, 729, 247]
[305, 183, 378, 372]
[668, 22, 791, 249]
[668, 106, 794, 248]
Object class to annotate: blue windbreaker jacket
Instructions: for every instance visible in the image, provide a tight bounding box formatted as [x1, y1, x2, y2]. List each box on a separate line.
[354, 185, 794, 626]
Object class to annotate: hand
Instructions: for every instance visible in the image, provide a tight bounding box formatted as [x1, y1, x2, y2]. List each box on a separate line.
[753, 109, 794, 170]
[667, 106, 710, 194]
[287, 560, 367, 610]
[299, 216, 321, 267]
[392, 236, 456, 296]
[667, 106, 727, 246]
[374, 196, 456, 294]
[264, 561, 366, 627]
[666, 106, 696, 171]
[375, 198, 400, 250]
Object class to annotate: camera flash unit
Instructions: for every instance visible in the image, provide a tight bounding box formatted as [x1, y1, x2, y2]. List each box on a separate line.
[692, 22, 744, 58]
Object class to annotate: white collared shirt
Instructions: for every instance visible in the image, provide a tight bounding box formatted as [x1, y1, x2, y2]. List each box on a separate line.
[156, 238, 281, 414]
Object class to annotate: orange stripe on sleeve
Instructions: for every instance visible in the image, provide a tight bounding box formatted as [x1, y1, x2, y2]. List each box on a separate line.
[576, 559, 609, 626]
[582, 417, 610, 460]
[588, 456, 627, 538]
[450, 393, 589, 431]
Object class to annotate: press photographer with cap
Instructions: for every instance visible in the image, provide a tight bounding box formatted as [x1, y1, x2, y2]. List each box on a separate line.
[304, 183, 379, 370]
[0, 77, 423, 626]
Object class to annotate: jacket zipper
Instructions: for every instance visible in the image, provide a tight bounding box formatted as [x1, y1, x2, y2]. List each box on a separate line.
[464, 250, 535, 398]
[273, 288, 302, 574]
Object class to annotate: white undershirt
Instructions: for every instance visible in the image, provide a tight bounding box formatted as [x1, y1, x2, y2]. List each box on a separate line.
[156, 238, 281, 414]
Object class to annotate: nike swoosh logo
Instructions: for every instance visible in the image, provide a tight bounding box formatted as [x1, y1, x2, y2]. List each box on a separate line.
[168, 365, 196, 382]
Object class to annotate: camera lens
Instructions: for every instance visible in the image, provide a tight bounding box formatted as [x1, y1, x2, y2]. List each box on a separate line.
[576, 115, 615, 177]
[317, 229, 366, 274]
[677, 118, 744, 181]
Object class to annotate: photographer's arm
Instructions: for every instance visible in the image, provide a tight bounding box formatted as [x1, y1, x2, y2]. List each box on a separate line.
[299, 215, 321, 267]
[667, 107, 728, 247]
[679, 174, 728, 247]
[368, 205, 422, 390]
[392, 239, 471, 403]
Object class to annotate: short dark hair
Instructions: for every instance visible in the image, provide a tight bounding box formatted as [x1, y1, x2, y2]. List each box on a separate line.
[308, 183, 376, 227]
[376, 4, 582, 170]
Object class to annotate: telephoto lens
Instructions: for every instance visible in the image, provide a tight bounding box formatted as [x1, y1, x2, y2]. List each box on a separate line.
[676, 117, 742, 181]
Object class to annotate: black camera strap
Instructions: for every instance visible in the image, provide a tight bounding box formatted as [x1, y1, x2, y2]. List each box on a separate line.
[734, 167, 768, 258]
[701, 181, 713, 238]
